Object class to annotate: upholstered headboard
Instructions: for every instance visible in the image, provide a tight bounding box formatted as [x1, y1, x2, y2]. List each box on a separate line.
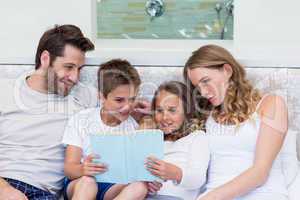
[0, 64, 299, 160]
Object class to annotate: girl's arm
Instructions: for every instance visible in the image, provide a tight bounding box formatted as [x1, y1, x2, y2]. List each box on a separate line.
[146, 132, 210, 190]
[199, 95, 288, 200]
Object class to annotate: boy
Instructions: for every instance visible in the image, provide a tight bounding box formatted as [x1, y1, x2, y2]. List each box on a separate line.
[62, 59, 148, 200]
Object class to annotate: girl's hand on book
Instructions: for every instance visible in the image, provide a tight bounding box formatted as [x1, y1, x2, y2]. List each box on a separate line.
[147, 181, 163, 194]
[81, 154, 107, 176]
[146, 156, 182, 182]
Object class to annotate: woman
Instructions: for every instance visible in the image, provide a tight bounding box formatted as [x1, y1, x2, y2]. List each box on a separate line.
[184, 45, 288, 200]
[143, 81, 210, 200]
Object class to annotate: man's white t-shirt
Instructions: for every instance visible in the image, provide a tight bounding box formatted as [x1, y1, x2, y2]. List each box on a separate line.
[62, 107, 138, 158]
[0, 73, 95, 195]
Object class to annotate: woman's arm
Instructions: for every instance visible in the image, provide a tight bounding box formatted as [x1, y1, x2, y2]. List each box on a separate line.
[178, 133, 210, 189]
[199, 95, 288, 200]
[64, 145, 107, 180]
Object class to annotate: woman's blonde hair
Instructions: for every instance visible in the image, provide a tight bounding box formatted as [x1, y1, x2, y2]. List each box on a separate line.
[184, 45, 261, 125]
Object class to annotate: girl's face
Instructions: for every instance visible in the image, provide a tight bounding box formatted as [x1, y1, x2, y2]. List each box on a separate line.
[187, 64, 232, 106]
[154, 90, 185, 135]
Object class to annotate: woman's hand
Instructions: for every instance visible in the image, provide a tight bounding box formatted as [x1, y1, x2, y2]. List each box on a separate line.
[81, 154, 107, 176]
[146, 156, 182, 182]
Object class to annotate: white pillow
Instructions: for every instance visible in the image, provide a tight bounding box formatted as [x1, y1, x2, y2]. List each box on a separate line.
[297, 134, 300, 161]
[287, 162, 300, 200]
[280, 130, 299, 187]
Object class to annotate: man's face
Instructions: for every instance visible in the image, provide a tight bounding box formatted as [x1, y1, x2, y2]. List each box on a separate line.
[47, 45, 85, 96]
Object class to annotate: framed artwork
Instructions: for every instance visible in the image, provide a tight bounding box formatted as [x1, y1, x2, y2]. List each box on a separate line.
[95, 0, 233, 40]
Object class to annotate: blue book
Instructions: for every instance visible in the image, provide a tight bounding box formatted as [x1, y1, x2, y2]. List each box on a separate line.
[90, 129, 164, 184]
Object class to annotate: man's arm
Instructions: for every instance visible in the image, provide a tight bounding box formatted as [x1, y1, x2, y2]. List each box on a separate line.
[0, 177, 28, 200]
[0, 177, 9, 187]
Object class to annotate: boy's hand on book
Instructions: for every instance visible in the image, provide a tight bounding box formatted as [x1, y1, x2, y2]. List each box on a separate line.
[146, 157, 182, 183]
[82, 154, 107, 176]
[146, 181, 162, 194]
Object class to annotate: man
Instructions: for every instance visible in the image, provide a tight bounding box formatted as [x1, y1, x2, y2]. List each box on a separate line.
[0, 24, 95, 199]
[0, 24, 153, 200]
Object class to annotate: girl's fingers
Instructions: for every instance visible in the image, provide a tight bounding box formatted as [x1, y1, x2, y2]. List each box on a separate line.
[148, 182, 160, 190]
[147, 156, 162, 165]
[147, 168, 162, 177]
[145, 161, 161, 171]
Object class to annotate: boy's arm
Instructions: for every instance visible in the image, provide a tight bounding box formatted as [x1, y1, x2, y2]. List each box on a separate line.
[64, 145, 107, 180]
[64, 145, 84, 180]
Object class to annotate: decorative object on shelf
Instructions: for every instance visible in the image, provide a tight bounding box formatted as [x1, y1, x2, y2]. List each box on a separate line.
[145, 0, 165, 21]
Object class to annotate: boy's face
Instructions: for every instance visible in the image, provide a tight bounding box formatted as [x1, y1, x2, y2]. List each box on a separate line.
[101, 84, 138, 122]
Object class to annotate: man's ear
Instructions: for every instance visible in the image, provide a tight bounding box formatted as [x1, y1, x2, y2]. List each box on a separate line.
[223, 63, 233, 79]
[40, 50, 51, 70]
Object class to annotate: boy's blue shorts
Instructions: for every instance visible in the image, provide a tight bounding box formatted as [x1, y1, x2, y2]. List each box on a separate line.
[63, 178, 115, 200]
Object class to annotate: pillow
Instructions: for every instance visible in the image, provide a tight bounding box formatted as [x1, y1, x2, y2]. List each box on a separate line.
[287, 163, 300, 200]
[297, 134, 300, 161]
[280, 130, 299, 187]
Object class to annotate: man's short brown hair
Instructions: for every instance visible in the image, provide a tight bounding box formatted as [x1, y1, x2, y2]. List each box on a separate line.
[97, 59, 141, 98]
[35, 24, 94, 69]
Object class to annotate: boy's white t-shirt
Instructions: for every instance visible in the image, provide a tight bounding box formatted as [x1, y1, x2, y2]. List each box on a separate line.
[62, 107, 138, 158]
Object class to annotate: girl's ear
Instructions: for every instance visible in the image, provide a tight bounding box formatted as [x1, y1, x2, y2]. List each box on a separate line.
[223, 63, 233, 79]
[98, 92, 105, 103]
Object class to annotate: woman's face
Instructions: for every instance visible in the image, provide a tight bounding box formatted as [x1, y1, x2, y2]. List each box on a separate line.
[154, 90, 185, 135]
[187, 65, 232, 106]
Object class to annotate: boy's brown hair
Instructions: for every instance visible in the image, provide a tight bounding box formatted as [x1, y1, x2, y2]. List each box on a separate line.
[97, 59, 141, 98]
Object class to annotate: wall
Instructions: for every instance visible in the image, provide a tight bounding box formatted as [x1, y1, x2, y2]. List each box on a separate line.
[1, 1, 300, 66]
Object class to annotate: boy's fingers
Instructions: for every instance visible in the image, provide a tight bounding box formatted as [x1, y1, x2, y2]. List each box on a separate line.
[84, 154, 100, 163]
[87, 162, 107, 168]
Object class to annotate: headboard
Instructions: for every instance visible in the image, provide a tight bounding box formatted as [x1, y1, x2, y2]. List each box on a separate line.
[0, 64, 299, 160]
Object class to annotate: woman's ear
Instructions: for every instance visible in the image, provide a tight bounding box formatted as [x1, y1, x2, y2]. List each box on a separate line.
[223, 63, 233, 79]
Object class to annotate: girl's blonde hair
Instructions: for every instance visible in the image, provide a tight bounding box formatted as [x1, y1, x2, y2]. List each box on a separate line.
[184, 45, 261, 125]
[151, 81, 205, 141]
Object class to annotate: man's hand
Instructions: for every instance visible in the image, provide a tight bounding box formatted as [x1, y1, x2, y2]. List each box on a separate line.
[131, 99, 152, 122]
[81, 154, 107, 176]
[133, 99, 152, 115]
[0, 185, 28, 200]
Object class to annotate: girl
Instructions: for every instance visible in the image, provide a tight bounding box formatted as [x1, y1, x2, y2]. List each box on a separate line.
[144, 81, 210, 200]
